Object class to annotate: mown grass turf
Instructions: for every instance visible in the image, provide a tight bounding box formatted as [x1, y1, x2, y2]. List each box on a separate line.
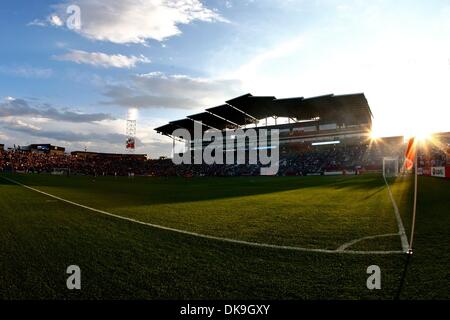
[0, 173, 448, 299]
[392, 175, 450, 299]
[3, 173, 405, 251]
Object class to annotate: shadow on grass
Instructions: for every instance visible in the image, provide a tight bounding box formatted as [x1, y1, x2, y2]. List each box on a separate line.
[0, 172, 387, 206]
[363, 186, 385, 200]
[0, 176, 15, 186]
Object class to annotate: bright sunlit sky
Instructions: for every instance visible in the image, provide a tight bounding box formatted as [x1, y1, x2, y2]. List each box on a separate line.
[0, 0, 449, 156]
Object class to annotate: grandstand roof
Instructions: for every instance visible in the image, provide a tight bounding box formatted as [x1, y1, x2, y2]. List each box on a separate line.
[227, 94, 277, 119]
[272, 96, 304, 118]
[153, 123, 181, 136]
[187, 112, 235, 130]
[155, 93, 372, 138]
[168, 118, 210, 137]
[206, 104, 254, 126]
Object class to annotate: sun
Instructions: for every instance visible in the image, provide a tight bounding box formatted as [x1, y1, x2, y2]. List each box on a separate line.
[408, 130, 433, 143]
[403, 127, 434, 143]
[369, 128, 382, 141]
[415, 130, 432, 142]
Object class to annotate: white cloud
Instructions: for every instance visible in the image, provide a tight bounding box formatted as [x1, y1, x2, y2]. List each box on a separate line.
[49, 0, 228, 44]
[102, 72, 243, 109]
[27, 19, 47, 27]
[27, 14, 64, 28]
[0, 96, 115, 123]
[48, 15, 64, 26]
[54, 50, 150, 68]
[15, 119, 41, 131]
[230, 35, 305, 81]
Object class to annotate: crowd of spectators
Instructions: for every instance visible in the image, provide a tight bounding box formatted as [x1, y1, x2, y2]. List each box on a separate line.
[418, 146, 449, 168]
[277, 143, 368, 176]
[1, 141, 447, 177]
[0, 150, 147, 176]
[0, 143, 377, 177]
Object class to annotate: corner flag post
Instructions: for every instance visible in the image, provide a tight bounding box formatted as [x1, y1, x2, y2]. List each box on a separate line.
[407, 141, 418, 255]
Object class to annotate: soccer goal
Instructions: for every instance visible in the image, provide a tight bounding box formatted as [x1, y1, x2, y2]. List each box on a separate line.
[382, 157, 399, 178]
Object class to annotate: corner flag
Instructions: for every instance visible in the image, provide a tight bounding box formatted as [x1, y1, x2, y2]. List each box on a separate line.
[405, 137, 416, 170]
[405, 136, 418, 255]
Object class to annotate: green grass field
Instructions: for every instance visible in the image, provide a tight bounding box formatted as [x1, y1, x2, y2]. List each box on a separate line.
[0, 172, 448, 299]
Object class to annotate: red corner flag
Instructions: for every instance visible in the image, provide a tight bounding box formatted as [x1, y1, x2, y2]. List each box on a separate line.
[404, 137, 416, 170]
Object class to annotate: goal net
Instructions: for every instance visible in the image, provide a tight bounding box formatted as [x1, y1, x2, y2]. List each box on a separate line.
[382, 157, 399, 178]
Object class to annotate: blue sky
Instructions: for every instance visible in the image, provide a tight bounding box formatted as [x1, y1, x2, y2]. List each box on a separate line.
[0, 0, 449, 156]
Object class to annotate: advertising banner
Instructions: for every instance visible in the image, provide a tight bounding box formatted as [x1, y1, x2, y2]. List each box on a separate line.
[431, 166, 446, 178]
[324, 171, 343, 176]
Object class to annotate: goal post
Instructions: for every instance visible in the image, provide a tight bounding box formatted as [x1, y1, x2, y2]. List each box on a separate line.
[383, 157, 399, 178]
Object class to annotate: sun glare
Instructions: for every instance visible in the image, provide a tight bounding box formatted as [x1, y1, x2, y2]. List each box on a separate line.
[369, 130, 380, 141]
[403, 128, 433, 143]
[415, 131, 432, 142]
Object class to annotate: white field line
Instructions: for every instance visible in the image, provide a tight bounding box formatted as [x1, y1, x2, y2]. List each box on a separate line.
[336, 233, 400, 252]
[2, 176, 404, 255]
[383, 175, 410, 252]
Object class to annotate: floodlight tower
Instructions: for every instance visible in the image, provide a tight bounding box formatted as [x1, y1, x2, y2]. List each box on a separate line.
[126, 108, 138, 152]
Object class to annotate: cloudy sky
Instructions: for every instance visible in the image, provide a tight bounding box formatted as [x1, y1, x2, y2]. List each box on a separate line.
[1, 0, 449, 156]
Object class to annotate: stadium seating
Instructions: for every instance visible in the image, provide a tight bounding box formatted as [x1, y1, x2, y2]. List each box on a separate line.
[1, 139, 447, 177]
[0, 144, 376, 176]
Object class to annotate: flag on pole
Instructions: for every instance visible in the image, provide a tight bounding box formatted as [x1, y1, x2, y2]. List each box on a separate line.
[406, 136, 419, 255]
[404, 137, 416, 170]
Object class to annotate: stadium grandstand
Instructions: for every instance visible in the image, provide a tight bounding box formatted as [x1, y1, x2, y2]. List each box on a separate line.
[155, 93, 377, 175]
[0, 149, 148, 176]
[153, 93, 449, 177]
[0, 134, 449, 177]
[155, 93, 373, 142]
[1, 93, 449, 178]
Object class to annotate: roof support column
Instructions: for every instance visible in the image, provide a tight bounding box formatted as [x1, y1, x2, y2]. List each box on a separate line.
[172, 136, 175, 159]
